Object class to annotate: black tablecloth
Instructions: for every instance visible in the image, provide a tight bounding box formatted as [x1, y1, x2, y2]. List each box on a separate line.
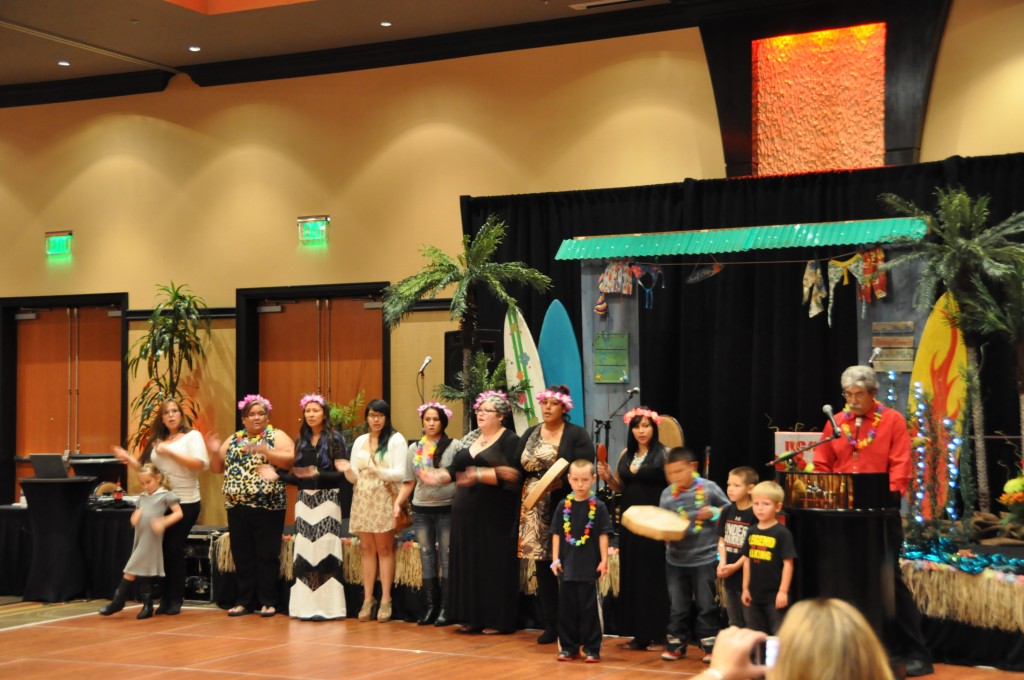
[0, 502, 134, 600]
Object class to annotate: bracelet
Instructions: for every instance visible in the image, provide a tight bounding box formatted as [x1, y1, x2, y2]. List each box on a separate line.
[711, 506, 722, 522]
[476, 467, 482, 482]
[550, 559, 561, 569]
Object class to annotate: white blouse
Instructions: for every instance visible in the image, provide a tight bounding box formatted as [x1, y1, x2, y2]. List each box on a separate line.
[150, 429, 209, 504]
[349, 431, 407, 483]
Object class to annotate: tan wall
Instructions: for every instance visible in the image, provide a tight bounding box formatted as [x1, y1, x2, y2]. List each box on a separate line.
[920, 0, 1024, 160]
[0, 27, 721, 309]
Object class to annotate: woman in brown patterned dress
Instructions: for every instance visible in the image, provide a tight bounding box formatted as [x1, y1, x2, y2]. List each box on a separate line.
[208, 394, 295, 618]
[514, 385, 595, 644]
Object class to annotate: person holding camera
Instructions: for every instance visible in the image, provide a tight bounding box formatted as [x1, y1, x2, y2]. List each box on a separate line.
[693, 598, 895, 680]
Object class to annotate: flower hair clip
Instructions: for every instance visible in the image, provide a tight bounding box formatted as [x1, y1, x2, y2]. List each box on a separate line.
[536, 390, 573, 411]
[623, 407, 661, 425]
[474, 390, 509, 411]
[238, 393, 272, 413]
[418, 401, 454, 419]
[299, 393, 326, 410]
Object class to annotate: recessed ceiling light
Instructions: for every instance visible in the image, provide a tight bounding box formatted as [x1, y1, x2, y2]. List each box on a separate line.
[380, 21, 392, 27]
[188, 45, 201, 52]
[57, 60, 70, 67]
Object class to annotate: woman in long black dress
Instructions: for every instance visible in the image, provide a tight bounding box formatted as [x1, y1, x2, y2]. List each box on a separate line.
[596, 406, 669, 651]
[420, 390, 521, 634]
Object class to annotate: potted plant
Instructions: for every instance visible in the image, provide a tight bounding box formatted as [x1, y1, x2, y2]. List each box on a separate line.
[382, 215, 551, 430]
[126, 282, 211, 452]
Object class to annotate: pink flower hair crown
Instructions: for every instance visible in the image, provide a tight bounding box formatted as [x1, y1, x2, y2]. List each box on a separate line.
[623, 407, 661, 425]
[418, 401, 453, 419]
[474, 390, 509, 411]
[536, 390, 573, 411]
[238, 393, 272, 413]
[299, 393, 326, 410]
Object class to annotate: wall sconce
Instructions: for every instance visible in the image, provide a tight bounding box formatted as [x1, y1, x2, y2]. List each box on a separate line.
[297, 215, 330, 245]
[45, 230, 73, 256]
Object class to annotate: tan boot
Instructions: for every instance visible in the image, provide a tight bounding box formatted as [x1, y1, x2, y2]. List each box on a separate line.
[377, 599, 392, 623]
[357, 597, 377, 622]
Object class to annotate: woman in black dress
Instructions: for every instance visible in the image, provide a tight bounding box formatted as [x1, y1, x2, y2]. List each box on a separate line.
[596, 406, 669, 651]
[420, 391, 521, 634]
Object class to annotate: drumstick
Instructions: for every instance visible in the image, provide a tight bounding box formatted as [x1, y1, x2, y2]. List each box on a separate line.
[596, 443, 607, 465]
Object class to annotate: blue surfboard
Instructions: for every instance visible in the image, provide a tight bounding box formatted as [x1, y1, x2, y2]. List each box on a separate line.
[537, 300, 585, 426]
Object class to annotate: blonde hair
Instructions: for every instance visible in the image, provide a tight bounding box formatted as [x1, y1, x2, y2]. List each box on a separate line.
[751, 480, 784, 504]
[569, 458, 595, 475]
[769, 599, 894, 680]
[138, 463, 169, 490]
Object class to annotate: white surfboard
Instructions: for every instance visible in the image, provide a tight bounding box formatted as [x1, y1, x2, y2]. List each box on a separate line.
[503, 306, 546, 434]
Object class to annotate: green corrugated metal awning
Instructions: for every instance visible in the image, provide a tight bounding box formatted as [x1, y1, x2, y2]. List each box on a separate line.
[554, 218, 926, 261]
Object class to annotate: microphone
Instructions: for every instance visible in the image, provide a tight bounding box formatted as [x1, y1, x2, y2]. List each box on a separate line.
[417, 355, 432, 375]
[626, 387, 640, 395]
[868, 347, 882, 365]
[823, 404, 842, 438]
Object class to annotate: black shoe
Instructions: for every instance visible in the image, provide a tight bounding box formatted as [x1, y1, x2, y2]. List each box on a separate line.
[537, 628, 558, 644]
[99, 577, 132, 616]
[136, 578, 155, 620]
[418, 578, 439, 625]
[904, 658, 934, 677]
[433, 579, 451, 627]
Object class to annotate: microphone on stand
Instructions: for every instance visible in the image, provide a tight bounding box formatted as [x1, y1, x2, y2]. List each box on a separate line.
[867, 347, 882, 366]
[822, 404, 842, 439]
[417, 355, 432, 375]
[626, 387, 640, 396]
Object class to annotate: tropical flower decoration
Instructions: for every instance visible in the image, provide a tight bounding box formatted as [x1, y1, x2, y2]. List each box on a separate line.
[536, 390, 573, 411]
[623, 407, 661, 425]
[418, 401, 453, 419]
[238, 393, 272, 413]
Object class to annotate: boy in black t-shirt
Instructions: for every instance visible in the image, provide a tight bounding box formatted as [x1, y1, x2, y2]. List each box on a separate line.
[742, 480, 796, 634]
[551, 459, 612, 663]
[716, 466, 758, 627]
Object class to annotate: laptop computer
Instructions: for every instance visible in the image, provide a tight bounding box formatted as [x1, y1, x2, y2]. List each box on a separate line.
[30, 454, 69, 479]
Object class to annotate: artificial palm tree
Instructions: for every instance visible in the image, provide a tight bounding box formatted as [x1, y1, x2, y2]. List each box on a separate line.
[883, 188, 1024, 512]
[382, 215, 551, 430]
[126, 282, 211, 452]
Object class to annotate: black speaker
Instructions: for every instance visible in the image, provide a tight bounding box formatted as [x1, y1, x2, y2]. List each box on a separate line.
[443, 329, 503, 387]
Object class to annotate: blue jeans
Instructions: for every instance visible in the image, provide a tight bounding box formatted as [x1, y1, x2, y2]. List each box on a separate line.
[412, 510, 451, 580]
[665, 561, 720, 645]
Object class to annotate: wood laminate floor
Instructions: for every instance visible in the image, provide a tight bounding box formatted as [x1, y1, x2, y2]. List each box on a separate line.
[0, 603, 1020, 679]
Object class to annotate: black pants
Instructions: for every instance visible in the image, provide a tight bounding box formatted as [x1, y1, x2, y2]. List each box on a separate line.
[887, 510, 931, 662]
[558, 579, 602, 656]
[162, 501, 200, 603]
[226, 505, 285, 609]
[535, 559, 558, 630]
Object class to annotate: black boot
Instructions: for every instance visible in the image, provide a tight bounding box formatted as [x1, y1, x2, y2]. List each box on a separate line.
[433, 578, 451, 627]
[99, 577, 132, 616]
[137, 578, 155, 620]
[418, 578, 439, 625]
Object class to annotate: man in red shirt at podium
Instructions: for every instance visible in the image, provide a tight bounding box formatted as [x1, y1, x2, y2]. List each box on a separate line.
[817, 365, 934, 677]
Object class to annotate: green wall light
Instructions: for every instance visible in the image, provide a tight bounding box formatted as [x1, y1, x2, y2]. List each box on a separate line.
[46, 230, 73, 256]
[297, 215, 330, 244]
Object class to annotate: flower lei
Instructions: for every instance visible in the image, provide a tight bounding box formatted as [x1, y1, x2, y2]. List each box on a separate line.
[238, 393, 272, 413]
[563, 491, 597, 545]
[840, 401, 884, 450]
[474, 390, 509, 411]
[418, 401, 453, 419]
[413, 435, 439, 471]
[299, 393, 325, 410]
[536, 390, 574, 411]
[671, 472, 706, 533]
[623, 407, 661, 425]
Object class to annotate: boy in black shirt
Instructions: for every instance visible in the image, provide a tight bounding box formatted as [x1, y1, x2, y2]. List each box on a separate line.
[716, 466, 758, 627]
[742, 480, 796, 634]
[551, 459, 612, 663]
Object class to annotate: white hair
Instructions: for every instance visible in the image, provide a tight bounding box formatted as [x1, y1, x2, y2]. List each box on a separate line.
[841, 365, 878, 392]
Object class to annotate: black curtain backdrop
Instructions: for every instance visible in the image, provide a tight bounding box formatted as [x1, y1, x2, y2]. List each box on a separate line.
[460, 152, 1024, 489]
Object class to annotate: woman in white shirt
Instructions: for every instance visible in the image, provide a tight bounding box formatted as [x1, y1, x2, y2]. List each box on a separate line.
[113, 399, 209, 615]
[344, 399, 407, 623]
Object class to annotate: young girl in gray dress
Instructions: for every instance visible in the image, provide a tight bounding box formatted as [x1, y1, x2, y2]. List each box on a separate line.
[99, 464, 183, 619]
